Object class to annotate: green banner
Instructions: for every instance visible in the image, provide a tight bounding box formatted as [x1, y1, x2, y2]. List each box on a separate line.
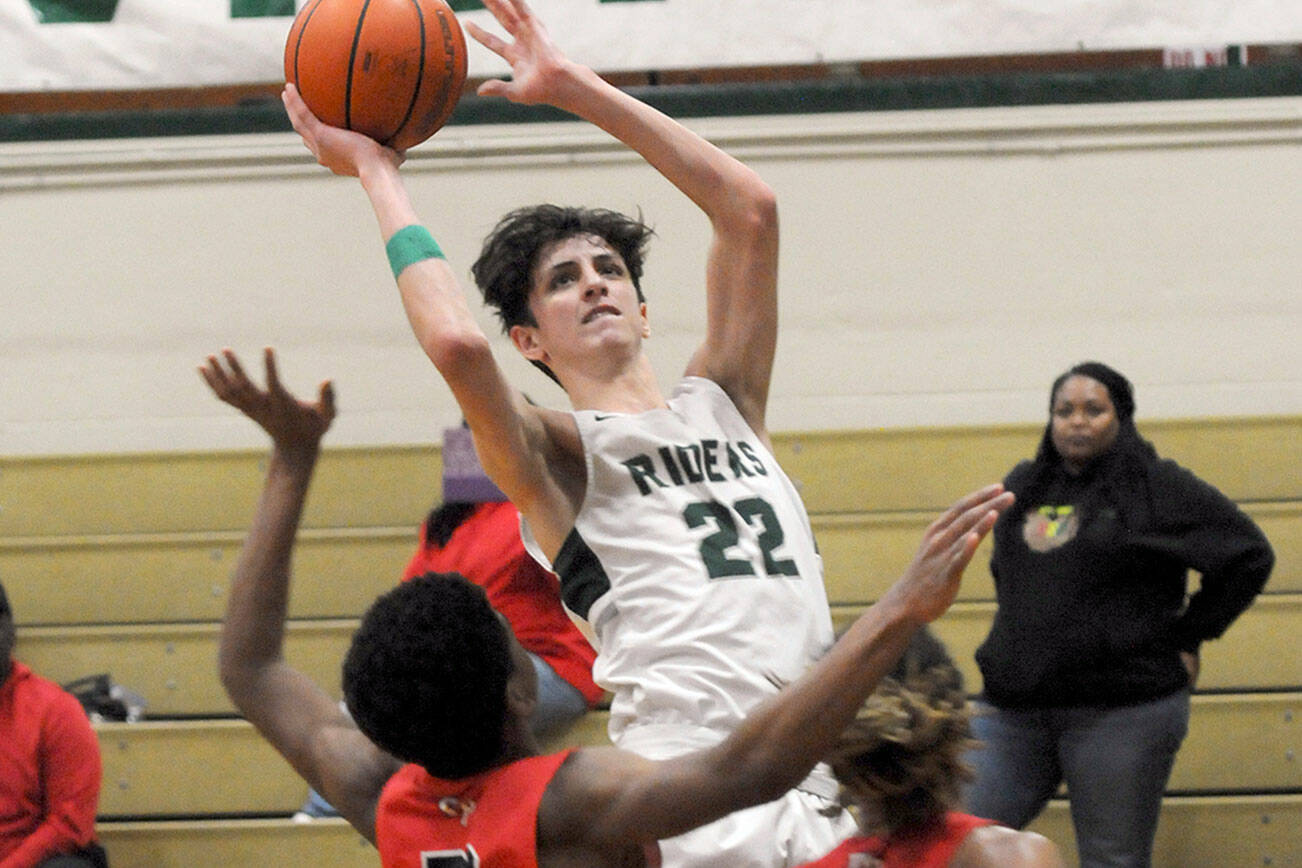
[231, 0, 295, 18]
[28, 0, 119, 23]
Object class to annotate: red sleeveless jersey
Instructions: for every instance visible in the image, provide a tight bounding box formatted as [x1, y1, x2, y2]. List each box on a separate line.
[796, 813, 995, 868]
[376, 751, 573, 868]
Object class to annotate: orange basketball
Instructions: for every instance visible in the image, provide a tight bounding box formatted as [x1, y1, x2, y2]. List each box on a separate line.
[285, 0, 468, 150]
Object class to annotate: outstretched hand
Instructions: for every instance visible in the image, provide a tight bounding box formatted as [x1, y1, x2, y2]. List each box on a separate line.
[199, 348, 336, 456]
[466, 0, 574, 106]
[890, 484, 1015, 624]
[281, 83, 404, 178]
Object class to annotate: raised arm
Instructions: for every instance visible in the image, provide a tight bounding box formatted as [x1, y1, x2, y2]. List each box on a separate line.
[468, 0, 780, 433]
[203, 348, 399, 842]
[281, 84, 574, 546]
[543, 483, 1016, 850]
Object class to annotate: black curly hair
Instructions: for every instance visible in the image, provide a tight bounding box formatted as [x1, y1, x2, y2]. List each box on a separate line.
[471, 204, 655, 386]
[342, 572, 514, 779]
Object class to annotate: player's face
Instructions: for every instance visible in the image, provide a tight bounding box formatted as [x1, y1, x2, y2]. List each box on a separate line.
[517, 234, 648, 371]
[1050, 375, 1120, 473]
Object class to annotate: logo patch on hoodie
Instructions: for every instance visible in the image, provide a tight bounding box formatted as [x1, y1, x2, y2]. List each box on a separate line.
[1023, 505, 1079, 552]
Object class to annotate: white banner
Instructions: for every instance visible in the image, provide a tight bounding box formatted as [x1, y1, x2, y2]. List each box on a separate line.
[2, 0, 1301, 92]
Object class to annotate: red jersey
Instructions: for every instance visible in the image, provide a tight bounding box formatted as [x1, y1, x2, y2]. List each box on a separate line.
[0, 661, 102, 866]
[796, 813, 996, 868]
[404, 501, 601, 706]
[376, 751, 573, 868]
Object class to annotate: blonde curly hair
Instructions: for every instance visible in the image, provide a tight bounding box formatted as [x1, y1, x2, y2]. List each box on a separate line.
[822, 628, 976, 835]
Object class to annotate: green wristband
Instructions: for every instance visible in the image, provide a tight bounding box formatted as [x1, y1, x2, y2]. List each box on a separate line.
[386, 225, 445, 278]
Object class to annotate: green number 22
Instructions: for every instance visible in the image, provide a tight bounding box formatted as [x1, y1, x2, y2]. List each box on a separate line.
[683, 497, 799, 579]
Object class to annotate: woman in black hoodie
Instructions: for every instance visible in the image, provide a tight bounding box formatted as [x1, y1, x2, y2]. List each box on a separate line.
[964, 362, 1273, 868]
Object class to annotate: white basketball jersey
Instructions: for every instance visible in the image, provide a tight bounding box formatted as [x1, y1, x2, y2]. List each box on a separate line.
[523, 377, 835, 746]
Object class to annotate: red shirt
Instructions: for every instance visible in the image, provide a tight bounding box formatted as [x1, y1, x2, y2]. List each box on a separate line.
[797, 813, 995, 868]
[404, 501, 602, 706]
[0, 662, 101, 868]
[376, 751, 572, 868]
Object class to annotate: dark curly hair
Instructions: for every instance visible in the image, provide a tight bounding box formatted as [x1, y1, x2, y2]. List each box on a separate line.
[471, 204, 655, 385]
[823, 628, 975, 835]
[342, 572, 514, 779]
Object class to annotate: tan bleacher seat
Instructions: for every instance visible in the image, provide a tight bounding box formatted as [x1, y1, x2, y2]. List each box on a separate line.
[98, 818, 376, 867]
[0, 445, 442, 537]
[90, 694, 1297, 818]
[3, 496, 1296, 627]
[97, 721, 302, 816]
[853, 596, 1302, 695]
[15, 621, 356, 717]
[1027, 794, 1301, 868]
[3, 528, 414, 626]
[770, 415, 1300, 512]
[1, 415, 1295, 867]
[13, 594, 1297, 719]
[94, 798, 1302, 868]
[817, 499, 1300, 603]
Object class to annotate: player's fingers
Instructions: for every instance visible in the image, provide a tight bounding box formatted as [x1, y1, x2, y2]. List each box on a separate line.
[926, 486, 1009, 549]
[509, 0, 540, 36]
[954, 529, 983, 567]
[318, 380, 337, 418]
[283, 82, 315, 121]
[199, 355, 244, 405]
[464, 21, 508, 56]
[476, 79, 511, 99]
[222, 348, 250, 385]
[263, 347, 284, 396]
[480, 0, 521, 34]
[281, 85, 321, 144]
[944, 506, 1002, 569]
[281, 85, 305, 125]
[954, 494, 1012, 544]
[198, 359, 227, 395]
[947, 483, 1006, 521]
[924, 484, 999, 538]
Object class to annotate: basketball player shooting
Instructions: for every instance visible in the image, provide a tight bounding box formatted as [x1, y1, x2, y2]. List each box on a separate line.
[282, 1, 995, 863]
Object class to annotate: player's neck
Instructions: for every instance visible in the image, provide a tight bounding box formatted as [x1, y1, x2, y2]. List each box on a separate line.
[497, 717, 542, 765]
[564, 355, 665, 414]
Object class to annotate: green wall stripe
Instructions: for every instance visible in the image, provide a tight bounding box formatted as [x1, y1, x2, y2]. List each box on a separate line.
[2, 65, 1300, 143]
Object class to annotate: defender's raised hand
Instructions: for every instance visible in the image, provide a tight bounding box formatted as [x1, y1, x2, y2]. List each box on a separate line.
[199, 347, 336, 455]
[890, 483, 1015, 625]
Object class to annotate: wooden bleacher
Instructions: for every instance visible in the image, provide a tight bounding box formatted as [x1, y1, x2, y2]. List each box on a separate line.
[1, 415, 1297, 867]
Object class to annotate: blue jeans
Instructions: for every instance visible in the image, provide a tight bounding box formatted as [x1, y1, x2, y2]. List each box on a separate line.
[526, 651, 590, 738]
[298, 652, 589, 818]
[964, 690, 1189, 868]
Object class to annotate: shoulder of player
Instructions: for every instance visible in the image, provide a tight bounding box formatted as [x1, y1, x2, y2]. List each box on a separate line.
[478, 404, 583, 501]
[312, 725, 403, 844]
[674, 373, 771, 447]
[533, 404, 583, 457]
[536, 747, 658, 854]
[953, 824, 1065, 867]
